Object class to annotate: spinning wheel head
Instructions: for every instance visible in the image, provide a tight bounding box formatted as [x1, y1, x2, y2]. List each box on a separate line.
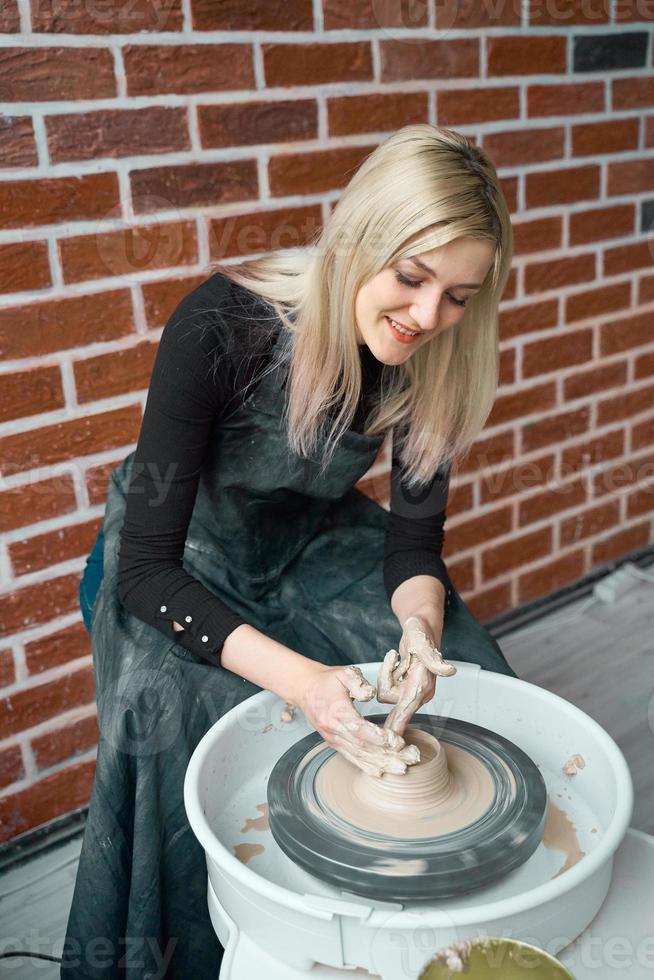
[267, 714, 547, 901]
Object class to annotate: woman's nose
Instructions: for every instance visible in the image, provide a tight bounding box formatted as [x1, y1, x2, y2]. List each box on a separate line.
[410, 292, 442, 333]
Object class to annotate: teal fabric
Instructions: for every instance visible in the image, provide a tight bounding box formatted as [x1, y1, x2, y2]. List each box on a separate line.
[79, 528, 104, 634]
[62, 326, 516, 979]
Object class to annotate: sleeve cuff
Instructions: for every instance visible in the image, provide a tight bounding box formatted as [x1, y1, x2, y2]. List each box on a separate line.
[156, 602, 247, 666]
[383, 551, 453, 610]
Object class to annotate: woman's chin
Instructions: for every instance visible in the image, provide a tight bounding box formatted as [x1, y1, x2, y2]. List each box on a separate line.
[359, 327, 416, 365]
[370, 339, 416, 365]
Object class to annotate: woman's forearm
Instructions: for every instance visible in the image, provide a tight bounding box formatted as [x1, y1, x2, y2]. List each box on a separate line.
[220, 623, 324, 703]
[390, 575, 446, 646]
[173, 575, 447, 703]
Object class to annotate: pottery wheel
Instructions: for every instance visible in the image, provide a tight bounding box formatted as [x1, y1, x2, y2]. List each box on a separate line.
[267, 713, 547, 900]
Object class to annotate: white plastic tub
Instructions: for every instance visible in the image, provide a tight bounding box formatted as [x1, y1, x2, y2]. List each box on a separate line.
[184, 661, 634, 979]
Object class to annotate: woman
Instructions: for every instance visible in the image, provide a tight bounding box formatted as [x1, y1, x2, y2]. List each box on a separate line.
[63, 124, 516, 979]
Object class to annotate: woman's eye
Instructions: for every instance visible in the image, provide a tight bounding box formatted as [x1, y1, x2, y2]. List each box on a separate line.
[395, 271, 467, 308]
[395, 271, 421, 289]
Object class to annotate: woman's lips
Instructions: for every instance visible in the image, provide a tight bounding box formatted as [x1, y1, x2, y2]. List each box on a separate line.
[385, 316, 421, 344]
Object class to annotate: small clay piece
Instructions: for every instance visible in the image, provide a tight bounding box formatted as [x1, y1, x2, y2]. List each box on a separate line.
[562, 753, 586, 775]
[280, 701, 295, 722]
[429, 938, 474, 973]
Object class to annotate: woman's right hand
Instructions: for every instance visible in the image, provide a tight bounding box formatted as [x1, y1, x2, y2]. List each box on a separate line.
[296, 663, 420, 777]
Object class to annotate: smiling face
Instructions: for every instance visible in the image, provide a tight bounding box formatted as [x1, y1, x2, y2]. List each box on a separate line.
[354, 236, 496, 364]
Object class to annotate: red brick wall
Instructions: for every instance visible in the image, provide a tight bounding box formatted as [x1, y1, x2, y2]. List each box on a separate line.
[1, 2, 653, 842]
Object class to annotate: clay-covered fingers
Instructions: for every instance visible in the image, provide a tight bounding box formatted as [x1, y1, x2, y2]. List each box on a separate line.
[402, 618, 457, 678]
[384, 699, 422, 737]
[381, 659, 435, 737]
[341, 664, 376, 702]
[336, 732, 418, 770]
[424, 652, 457, 678]
[334, 709, 405, 753]
[332, 732, 420, 777]
[328, 694, 419, 776]
[391, 643, 411, 683]
[377, 649, 402, 704]
[332, 738, 385, 777]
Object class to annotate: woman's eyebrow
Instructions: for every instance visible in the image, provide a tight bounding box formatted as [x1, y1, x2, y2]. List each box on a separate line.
[408, 257, 482, 290]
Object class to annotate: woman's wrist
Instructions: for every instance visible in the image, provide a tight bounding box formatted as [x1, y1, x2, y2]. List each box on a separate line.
[391, 575, 446, 647]
[403, 610, 444, 649]
[221, 622, 328, 704]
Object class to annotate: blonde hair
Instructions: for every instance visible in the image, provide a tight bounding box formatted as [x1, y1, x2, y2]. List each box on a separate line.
[210, 124, 513, 489]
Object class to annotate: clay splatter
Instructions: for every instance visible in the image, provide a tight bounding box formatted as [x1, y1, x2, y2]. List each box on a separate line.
[240, 802, 269, 834]
[543, 797, 585, 877]
[233, 842, 265, 864]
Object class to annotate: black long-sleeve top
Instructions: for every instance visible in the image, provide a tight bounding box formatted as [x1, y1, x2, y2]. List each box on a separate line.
[116, 271, 452, 666]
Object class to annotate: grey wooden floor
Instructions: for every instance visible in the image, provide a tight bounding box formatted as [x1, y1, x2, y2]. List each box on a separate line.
[499, 567, 654, 836]
[1, 569, 652, 977]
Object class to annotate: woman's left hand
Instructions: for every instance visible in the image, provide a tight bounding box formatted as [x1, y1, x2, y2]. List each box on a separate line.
[377, 615, 457, 737]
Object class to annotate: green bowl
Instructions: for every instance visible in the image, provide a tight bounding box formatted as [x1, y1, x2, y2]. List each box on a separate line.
[419, 938, 575, 979]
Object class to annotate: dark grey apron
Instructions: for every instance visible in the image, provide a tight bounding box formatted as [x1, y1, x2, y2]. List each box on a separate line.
[61, 326, 516, 979]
